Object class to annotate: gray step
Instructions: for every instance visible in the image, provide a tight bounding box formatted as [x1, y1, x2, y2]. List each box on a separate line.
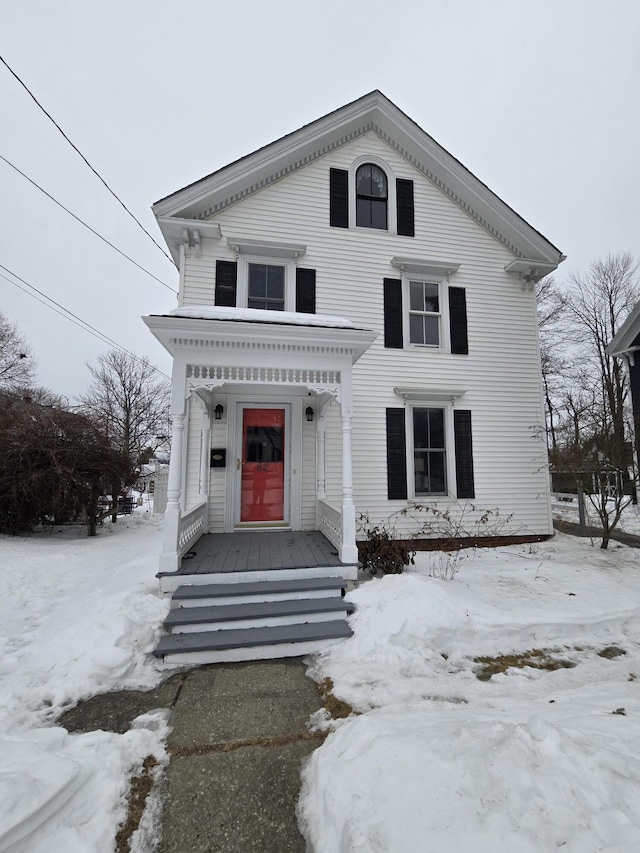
[154, 619, 352, 659]
[172, 576, 347, 601]
[165, 597, 352, 629]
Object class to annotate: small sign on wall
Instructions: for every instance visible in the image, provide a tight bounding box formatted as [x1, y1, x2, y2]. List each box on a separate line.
[210, 448, 226, 468]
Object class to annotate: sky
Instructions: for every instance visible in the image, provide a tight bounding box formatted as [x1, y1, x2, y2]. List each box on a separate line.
[1, 0, 639, 401]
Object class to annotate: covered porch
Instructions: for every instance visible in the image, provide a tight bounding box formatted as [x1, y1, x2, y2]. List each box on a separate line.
[144, 308, 377, 578]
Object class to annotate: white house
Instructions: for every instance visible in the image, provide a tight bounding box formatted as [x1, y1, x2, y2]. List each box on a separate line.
[145, 91, 564, 663]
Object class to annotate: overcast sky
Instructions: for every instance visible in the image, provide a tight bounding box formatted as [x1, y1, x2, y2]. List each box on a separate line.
[2, 0, 639, 400]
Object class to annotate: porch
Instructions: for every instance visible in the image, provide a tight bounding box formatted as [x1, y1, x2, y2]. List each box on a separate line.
[159, 529, 343, 577]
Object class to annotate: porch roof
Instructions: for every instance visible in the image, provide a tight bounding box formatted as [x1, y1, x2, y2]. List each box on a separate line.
[143, 310, 378, 366]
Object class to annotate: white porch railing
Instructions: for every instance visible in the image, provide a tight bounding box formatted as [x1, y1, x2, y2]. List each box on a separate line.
[178, 500, 207, 557]
[318, 499, 342, 553]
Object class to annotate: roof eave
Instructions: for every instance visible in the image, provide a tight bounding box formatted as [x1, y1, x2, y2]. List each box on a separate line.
[152, 90, 563, 268]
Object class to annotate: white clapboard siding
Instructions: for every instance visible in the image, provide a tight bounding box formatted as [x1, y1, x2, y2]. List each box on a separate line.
[178, 130, 552, 536]
[300, 419, 316, 529]
[207, 419, 228, 533]
[184, 398, 203, 510]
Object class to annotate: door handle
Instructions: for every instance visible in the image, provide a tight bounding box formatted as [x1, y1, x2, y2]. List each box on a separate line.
[236, 458, 244, 470]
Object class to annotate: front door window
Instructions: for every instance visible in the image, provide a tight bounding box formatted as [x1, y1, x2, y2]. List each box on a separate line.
[240, 408, 285, 522]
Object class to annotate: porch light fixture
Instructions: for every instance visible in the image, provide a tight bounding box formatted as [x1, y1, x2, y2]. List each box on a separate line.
[214, 403, 224, 420]
[305, 406, 315, 422]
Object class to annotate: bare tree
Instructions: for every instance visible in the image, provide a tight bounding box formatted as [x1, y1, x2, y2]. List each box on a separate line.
[564, 252, 639, 469]
[80, 349, 170, 469]
[536, 275, 568, 453]
[0, 311, 36, 390]
[547, 253, 640, 547]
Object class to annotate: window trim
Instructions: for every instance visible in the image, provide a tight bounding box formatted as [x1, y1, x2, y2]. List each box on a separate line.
[348, 155, 397, 233]
[405, 401, 457, 500]
[402, 277, 451, 351]
[237, 254, 297, 312]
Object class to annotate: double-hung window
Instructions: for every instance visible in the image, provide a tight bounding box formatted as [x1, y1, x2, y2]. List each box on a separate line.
[412, 407, 447, 495]
[409, 280, 440, 346]
[247, 263, 285, 311]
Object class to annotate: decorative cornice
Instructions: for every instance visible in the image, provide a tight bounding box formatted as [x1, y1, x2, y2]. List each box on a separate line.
[394, 386, 466, 403]
[391, 256, 460, 279]
[152, 91, 563, 268]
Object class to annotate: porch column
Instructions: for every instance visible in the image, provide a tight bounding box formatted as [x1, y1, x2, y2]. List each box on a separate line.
[159, 365, 187, 572]
[199, 401, 211, 533]
[339, 373, 358, 563]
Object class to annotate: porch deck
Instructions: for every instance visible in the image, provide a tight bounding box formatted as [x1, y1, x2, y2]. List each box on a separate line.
[168, 530, 343, 576]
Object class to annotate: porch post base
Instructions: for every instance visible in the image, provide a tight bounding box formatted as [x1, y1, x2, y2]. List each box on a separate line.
[160, 506, 181, 573]
[159, 551, 180, 572]
[339, 503, 358, 564]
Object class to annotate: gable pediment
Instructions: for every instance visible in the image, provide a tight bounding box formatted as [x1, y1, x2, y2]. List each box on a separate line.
[153, 91, 563, 267]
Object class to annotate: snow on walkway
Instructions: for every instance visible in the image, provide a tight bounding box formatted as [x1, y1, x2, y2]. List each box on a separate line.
[300, 533, 640, 852]
[0, 513, 169, 852]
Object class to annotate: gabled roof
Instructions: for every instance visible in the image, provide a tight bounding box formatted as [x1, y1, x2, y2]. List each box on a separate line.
[607, 300, 640, 357]
[153, 90, 564, 267]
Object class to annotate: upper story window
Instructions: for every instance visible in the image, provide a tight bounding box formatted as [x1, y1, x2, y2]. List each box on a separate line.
[248, 263, 285, 311]
[408, 280, 440, 346]
[330, 162, 414, 235]
[356, 164, 388, 230]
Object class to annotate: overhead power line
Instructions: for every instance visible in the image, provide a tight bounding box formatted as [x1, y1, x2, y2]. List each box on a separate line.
[0, 153, 177, 294]
[0, 263, 171, 381]
[0, 53, 175, 266]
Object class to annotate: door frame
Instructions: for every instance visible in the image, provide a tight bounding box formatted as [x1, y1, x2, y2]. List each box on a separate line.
[225, 395, 303, 531]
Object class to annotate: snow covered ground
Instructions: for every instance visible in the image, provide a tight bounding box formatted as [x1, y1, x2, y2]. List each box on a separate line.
[299, 533, 640, 852]
[0, 510, 169, 852]
[552, 494, 640, 536]
[3, 506, 640, 852]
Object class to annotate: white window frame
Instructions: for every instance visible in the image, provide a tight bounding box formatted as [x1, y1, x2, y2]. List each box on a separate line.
[403, 277, 450, 351]
[405, 402, 456, 499]
[349, 155, 397, 234]
[237, 254, 297, 312]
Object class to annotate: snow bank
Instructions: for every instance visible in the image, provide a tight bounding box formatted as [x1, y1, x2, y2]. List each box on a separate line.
[302, 533, 640, 851]
[0, 513, 170, 852]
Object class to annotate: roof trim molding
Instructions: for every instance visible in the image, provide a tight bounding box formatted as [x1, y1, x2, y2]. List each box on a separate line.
[607, 301, 640, 358]
[153, 91, 564, 268]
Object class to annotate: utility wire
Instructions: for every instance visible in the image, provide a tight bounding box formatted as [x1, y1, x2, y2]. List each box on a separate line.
[0, 153, 177, 294]
[0, 53, 175, 266]
[0, 263, 171, 381]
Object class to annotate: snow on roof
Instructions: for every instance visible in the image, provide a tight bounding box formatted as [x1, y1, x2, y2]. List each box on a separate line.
[168, 305, 355, 328]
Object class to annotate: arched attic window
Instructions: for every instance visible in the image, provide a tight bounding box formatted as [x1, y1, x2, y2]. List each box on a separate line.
[356, 163, 388, 230]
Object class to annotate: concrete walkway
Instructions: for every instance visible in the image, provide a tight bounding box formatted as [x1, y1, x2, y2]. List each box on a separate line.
[159, 659, 323, 853]
[58, 659, 324, 852]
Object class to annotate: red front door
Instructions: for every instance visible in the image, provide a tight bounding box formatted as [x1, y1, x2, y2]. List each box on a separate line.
[240, 408, 285, 523]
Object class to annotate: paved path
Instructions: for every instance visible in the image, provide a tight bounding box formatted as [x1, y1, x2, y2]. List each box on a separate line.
[159, 659, 322, 853]
[59, 659, 324, 852]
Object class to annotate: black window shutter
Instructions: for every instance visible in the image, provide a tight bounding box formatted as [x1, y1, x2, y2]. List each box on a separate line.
[296, 268, 316, 314]
[215, 260, 237, 307]
[454, 410, 475, 499]
[386, 408, 408, 500]
[329, 168, 349, 228]
[449, 287, 468, 354]
[396, 178, 415, 237]
[383, 278, 403, 348]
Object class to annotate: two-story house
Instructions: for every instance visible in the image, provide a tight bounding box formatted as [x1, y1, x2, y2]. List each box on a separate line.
[145, 91, 564, 663]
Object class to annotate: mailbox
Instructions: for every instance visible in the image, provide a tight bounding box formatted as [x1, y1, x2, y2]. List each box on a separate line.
[210, 448, 226, 468]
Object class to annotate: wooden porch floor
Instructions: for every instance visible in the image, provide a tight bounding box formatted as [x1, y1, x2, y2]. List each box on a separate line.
[174, 530, 343, 575]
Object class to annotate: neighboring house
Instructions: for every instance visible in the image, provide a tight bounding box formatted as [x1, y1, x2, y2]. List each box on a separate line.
[145, 92, 564, 662]
[607, 303, 640, 465]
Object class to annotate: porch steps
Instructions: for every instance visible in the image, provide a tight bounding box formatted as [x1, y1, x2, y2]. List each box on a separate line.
[154, 576, 354, 664]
